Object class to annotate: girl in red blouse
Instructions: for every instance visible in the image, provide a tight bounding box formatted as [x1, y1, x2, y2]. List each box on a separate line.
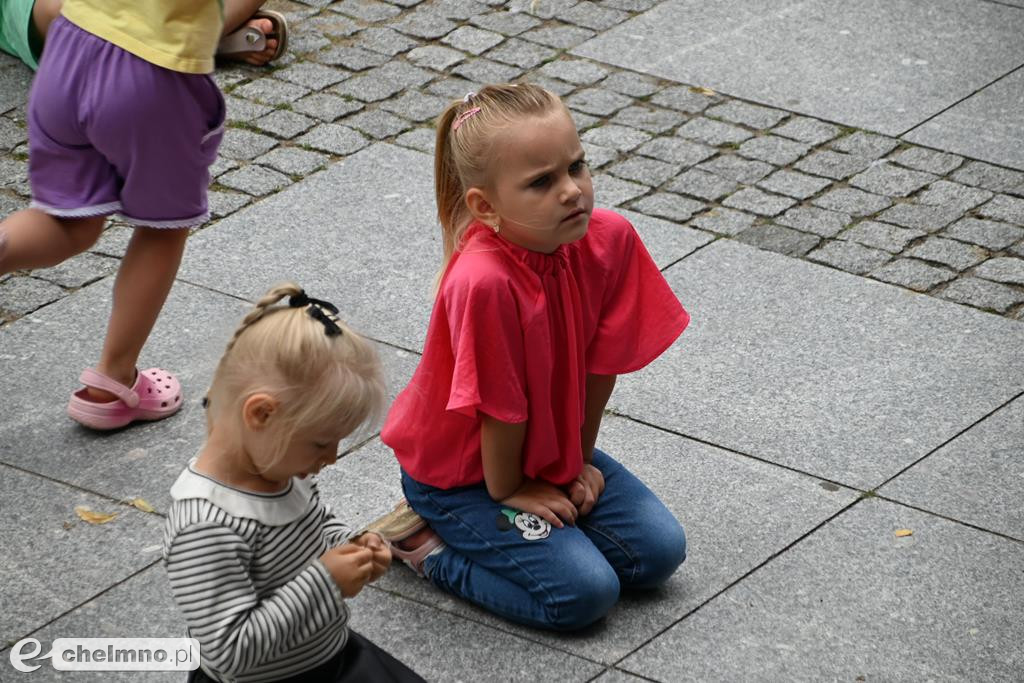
[376, 83, 689, 631]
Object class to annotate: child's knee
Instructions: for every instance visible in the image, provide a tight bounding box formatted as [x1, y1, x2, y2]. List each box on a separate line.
[632, 519, 687, 588]
[545, 561, 620, 631]
[62, 216, 105, 251]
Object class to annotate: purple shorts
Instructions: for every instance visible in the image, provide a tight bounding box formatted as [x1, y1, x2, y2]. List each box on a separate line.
[27, 17, 225, 228]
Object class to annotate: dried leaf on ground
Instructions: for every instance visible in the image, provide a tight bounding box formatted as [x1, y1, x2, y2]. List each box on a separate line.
[74, 506, 118, 525]
[894, 528, 913, 537]
[127, 497, 156, 513]
[690, 86, 716, 96]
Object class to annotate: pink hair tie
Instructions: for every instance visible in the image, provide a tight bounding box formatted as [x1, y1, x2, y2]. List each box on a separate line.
[452, 107, 481, 131]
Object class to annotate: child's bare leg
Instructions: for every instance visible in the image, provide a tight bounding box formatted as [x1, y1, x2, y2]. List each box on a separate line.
[31, 0, 63, 40]
[0, 209, 104, 276]
[86, 226, 189, 402]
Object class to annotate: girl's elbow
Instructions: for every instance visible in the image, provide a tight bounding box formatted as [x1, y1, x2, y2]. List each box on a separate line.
[483, 473, 521, 501]
[485, 480, 514, 501]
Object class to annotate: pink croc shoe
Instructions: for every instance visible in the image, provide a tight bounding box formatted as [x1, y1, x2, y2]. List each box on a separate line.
[67, 367, 183, 430]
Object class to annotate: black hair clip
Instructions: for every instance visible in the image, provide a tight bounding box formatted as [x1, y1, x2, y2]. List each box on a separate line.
[289, 290, 343, 337]
[308, 305, 342, 337]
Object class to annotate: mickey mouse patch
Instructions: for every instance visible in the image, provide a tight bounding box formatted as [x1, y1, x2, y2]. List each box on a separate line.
[496, 508, 551, 541]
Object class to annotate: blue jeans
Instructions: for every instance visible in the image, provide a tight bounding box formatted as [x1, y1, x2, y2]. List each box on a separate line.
[401, 449, 686, 631]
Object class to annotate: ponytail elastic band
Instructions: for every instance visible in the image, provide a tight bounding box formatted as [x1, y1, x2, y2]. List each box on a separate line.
[452, 107, 481, 131]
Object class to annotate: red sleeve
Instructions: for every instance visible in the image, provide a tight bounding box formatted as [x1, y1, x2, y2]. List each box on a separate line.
[443, 272, 529, 423]
[586, 217, 690, 375]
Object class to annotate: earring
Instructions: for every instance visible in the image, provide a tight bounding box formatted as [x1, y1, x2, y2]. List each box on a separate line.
[491, 222, 500, 233]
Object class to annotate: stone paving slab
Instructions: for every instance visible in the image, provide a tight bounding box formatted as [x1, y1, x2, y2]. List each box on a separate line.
[346, 588, 606, 682]
[610, 239, 1024, 490]
[619, 498, 1024, 681]
[572, 0, 1024, 139]
[0, 280, 418, 513]
[904, 67, 1024, 171]
[618, 209, 714, 269]
[317, 438, 406, 533]
[1, 465, 166, 649]
[25, 567, 181, 682]
[880, 395, 1024, 540]
[327, 416, 858, 665]
[180, 143, 440, 352]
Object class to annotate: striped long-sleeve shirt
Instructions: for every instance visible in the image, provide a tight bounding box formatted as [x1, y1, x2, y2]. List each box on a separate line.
[163, 461, 356, 682]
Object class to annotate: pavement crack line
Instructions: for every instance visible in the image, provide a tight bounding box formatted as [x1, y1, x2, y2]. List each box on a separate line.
[602, 394, 1024, 668]
[872, 494, 1024, 545]
[659, 235, 722, 273]
[607, 496, 865, 673]
[172, 277, 263, 306]
[176, 276, 426, 356]
[613, 401, 1024, 542]
[898, 62, 1024, 139]
[1, 560, 162, 654]
[607, 411, 858, 493]
[585, 666, 663, 683]
[980, 0, 1024, 10]
[363, 584, 612, 670]
[0, 460, 165, 516]
[873, 387, 1024, 491]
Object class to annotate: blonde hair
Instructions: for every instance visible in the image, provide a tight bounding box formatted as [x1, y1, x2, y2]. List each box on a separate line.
[207, 282, 386, 470]
[434, 83, 566, 273]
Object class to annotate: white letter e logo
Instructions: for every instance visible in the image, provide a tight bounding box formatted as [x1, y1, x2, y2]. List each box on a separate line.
[9, 638, 49, 673]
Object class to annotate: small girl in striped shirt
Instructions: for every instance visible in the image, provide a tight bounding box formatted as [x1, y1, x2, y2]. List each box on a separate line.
[163, 283, 424, 683]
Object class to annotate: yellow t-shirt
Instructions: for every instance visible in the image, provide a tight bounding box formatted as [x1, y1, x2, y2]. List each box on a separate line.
[61, 0, 223, 74]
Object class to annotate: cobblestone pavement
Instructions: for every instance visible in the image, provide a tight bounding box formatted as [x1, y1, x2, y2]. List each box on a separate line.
[1, 0, 1024, 324]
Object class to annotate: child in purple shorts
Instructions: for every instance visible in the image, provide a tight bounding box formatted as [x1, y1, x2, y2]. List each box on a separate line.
[0, 0, 226, 430]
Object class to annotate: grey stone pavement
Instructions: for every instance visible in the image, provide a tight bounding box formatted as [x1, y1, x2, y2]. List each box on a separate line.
[2, 0, 1024, 680]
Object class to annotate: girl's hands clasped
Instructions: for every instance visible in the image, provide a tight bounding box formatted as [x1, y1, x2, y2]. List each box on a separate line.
[501, 478, 578, 528]
[320, 544, 375, 598]
[350, 532, 392, 581]
[320, 532, 392, 597]
[567, 463, 605, 518]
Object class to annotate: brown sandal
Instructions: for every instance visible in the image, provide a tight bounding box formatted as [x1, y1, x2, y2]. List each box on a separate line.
[365, 500, 427, 542]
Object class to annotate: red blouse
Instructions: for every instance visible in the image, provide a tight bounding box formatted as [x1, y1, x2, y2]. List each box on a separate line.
[381, 209, 689, 489]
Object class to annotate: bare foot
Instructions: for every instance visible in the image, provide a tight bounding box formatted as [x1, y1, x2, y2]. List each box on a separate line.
[392, 526, 444, 577]
[222, 18, 278, 66]
[393, 526, 437, 554]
